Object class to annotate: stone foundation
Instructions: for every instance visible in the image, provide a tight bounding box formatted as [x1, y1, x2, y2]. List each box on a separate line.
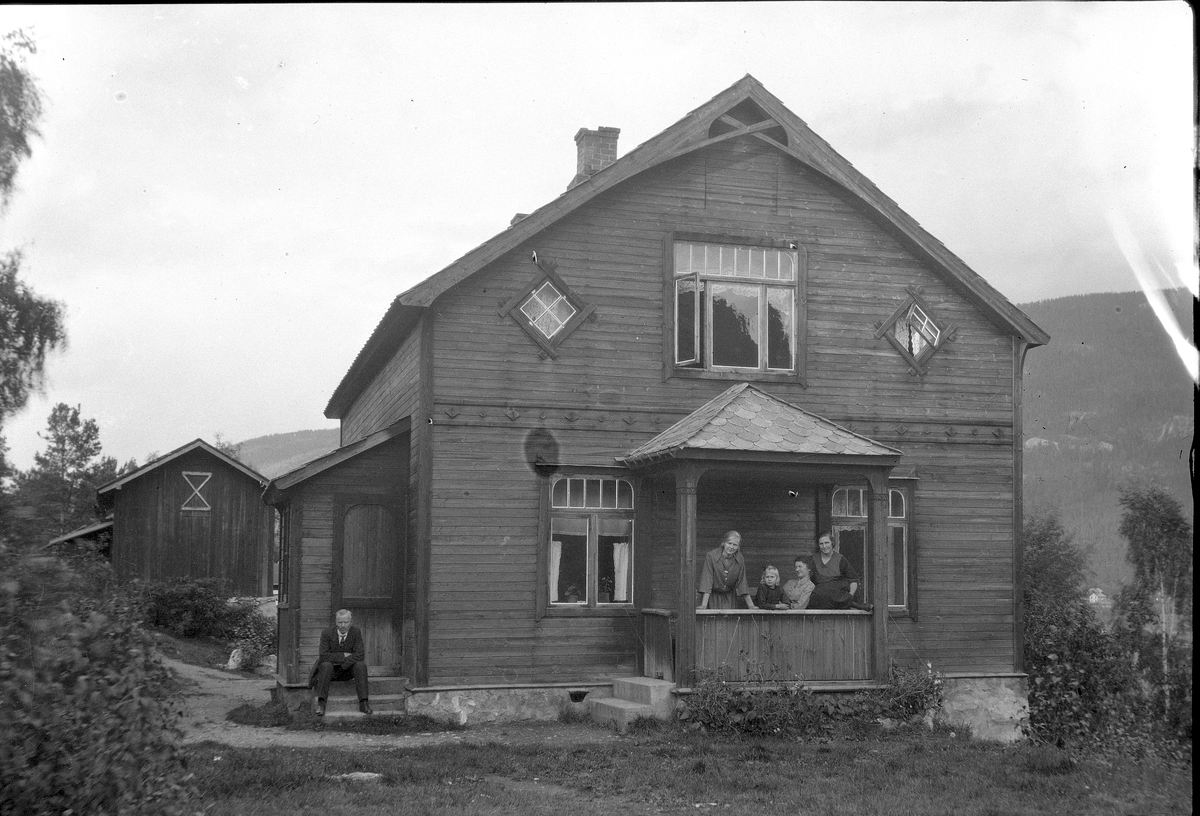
[405, 685, 613, 726]
[940, 675, 1028, 742]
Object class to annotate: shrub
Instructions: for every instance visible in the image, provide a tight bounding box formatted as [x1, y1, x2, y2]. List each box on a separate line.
[0, 543, 192, 815]
[138, 576, 229, 638]
[680, 664, 945, 738]
[222, 597, 277, 671]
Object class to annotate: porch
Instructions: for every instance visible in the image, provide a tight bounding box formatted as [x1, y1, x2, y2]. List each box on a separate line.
[640, 607, 874, 684]
[620, 384, 904, 688]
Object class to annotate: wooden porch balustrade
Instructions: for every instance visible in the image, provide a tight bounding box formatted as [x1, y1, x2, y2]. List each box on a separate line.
[640, 608, 873, 684]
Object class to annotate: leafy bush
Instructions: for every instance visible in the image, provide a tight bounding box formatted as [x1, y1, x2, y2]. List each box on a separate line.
[137, 577, 277, 670]
[137, 576, 230, 638]
[679, 665, 944, 738]
[223, 597, 277, 671]
[1021, 509, 1186, 759]
[0, 543, 192, 815]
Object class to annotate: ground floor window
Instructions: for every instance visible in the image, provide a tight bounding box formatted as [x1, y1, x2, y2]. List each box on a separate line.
[546, 475, 634, 611]
[830, 484, 913, 612]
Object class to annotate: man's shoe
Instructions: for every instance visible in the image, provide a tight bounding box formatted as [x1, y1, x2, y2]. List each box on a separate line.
[315, 699, 325, 717]
[359, 700, 373, 715]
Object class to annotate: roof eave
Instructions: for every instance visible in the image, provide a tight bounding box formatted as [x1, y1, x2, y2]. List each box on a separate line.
[97, 439, 266, 494]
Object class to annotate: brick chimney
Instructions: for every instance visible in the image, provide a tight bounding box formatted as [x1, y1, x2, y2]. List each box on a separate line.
[568, 126, 620, 189]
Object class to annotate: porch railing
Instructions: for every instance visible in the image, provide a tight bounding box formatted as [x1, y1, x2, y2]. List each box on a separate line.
[639, 608, 676, 682]
[696, 609, 872, 682]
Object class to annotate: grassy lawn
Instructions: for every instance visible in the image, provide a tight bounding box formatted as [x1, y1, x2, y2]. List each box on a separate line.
[185, 726, 1191, 816]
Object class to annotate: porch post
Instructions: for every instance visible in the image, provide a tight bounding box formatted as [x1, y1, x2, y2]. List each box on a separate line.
[866, 469, 891, 680]
[675, 462, 700, 688]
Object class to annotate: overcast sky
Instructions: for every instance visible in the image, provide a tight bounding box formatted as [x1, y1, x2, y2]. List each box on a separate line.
[1, 3, 1194, 472]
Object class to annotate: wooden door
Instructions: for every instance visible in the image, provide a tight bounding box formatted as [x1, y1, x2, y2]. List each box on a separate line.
[334, 498, 404, 674]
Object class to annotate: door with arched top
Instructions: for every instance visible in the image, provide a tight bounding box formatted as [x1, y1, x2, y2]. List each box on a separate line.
[333, 497, 404, 673]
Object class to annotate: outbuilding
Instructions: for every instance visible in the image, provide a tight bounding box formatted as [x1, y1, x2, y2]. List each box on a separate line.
[98, 439, 273, 597]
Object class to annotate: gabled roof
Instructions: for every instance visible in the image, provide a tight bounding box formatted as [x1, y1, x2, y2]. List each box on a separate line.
[326, 75, 1049, 418]
[264, 418, 410, 502]
[97, 439, 266, 495]
[618, 383, 901, 469]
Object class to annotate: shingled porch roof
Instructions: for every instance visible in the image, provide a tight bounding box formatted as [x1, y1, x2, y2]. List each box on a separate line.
[618, 383, 901, 469]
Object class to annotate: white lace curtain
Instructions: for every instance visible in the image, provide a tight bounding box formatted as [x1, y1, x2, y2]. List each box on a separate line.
[612, 540, 630, 602]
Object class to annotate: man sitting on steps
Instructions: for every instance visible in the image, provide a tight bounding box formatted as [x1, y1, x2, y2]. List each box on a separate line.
[311, 609, 371, 716]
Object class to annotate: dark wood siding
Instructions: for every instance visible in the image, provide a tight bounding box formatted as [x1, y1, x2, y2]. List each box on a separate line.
[110, 449, 271, 597]
[352, 135, 1020, 684]
[342, 326, 421, 445]
[290, 434, 410, 679]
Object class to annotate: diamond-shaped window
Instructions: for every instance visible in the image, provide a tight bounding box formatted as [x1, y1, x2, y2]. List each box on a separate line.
[520, 281, 578, 339]
[499, 253, 595, 358]
[875, 288, 955, 374]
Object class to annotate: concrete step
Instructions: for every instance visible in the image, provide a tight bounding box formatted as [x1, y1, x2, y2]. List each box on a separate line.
[324, 676, 409, 696]
[313, 693, 408, 717]
[612, 677, 676, 715]
[590, 697, 657, 733]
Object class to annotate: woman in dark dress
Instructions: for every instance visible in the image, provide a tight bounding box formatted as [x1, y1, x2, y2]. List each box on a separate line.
[808, 531, 868, 610]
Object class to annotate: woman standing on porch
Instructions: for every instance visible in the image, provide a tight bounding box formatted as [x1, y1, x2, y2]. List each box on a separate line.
[697, 531, 758, 610]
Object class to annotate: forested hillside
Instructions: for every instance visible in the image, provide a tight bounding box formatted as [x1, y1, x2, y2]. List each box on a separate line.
[1020, 288, 1193, 592]
[236, 428, 339, 479]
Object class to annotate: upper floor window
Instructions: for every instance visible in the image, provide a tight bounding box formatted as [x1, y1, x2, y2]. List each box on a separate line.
[499, 253, 595, 359]
[521, 281, 577, 340]
[875, 287, 954, 375]
[671, 238, 804, 378]
[181, 471, 212, 511]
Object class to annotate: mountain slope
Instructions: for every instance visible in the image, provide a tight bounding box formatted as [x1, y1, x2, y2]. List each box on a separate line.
[236, 428, 340, 479]
[1019, 288, 1193, 591]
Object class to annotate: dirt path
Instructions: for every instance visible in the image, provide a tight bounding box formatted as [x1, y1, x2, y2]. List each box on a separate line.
[168, 658, 621, 750]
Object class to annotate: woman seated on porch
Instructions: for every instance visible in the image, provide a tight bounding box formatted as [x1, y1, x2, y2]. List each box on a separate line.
[808, 531, 872, 611]
[697, 530, 758, 610]
[753, 565, 791, 610]
[782, 556, 815, 610]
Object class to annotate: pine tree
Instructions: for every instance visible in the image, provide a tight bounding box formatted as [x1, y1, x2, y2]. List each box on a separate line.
[13, 404, 115, 541]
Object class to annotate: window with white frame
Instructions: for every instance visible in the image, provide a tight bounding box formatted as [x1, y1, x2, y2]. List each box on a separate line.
[181, 471, 212, 511]
[830, 484, 912, 611]
[498, 253, 595, 359]
[875, 287, 953, 374]
[672, 239, 801, 374]
[548, 476, 634, 609]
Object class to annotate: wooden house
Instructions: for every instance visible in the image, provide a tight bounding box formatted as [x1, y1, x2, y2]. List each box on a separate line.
[266, 76, 1048, 737]
[98, 439, 273, 597]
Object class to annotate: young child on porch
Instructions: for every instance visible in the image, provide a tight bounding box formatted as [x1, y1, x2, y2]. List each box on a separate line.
[754, 566, 791, 610]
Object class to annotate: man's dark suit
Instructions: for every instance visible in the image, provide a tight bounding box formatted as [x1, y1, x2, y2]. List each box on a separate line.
[311, 624, 369, 704]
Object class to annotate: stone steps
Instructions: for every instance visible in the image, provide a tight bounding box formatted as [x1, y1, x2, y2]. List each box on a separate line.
[589, 677, 676, 733]
[311, 676, 410, 718]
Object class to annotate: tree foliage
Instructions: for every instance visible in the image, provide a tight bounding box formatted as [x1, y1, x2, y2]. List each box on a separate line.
[12, 403, 120, 542]
[1, 30, 66, 491]
[1111, 482, 1193, 740]
[0, 29, 42, 210]
[1022, 510, 1141, 749]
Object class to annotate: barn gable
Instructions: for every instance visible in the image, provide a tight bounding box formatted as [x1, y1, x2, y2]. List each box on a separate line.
[97, 439, 273, 597]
